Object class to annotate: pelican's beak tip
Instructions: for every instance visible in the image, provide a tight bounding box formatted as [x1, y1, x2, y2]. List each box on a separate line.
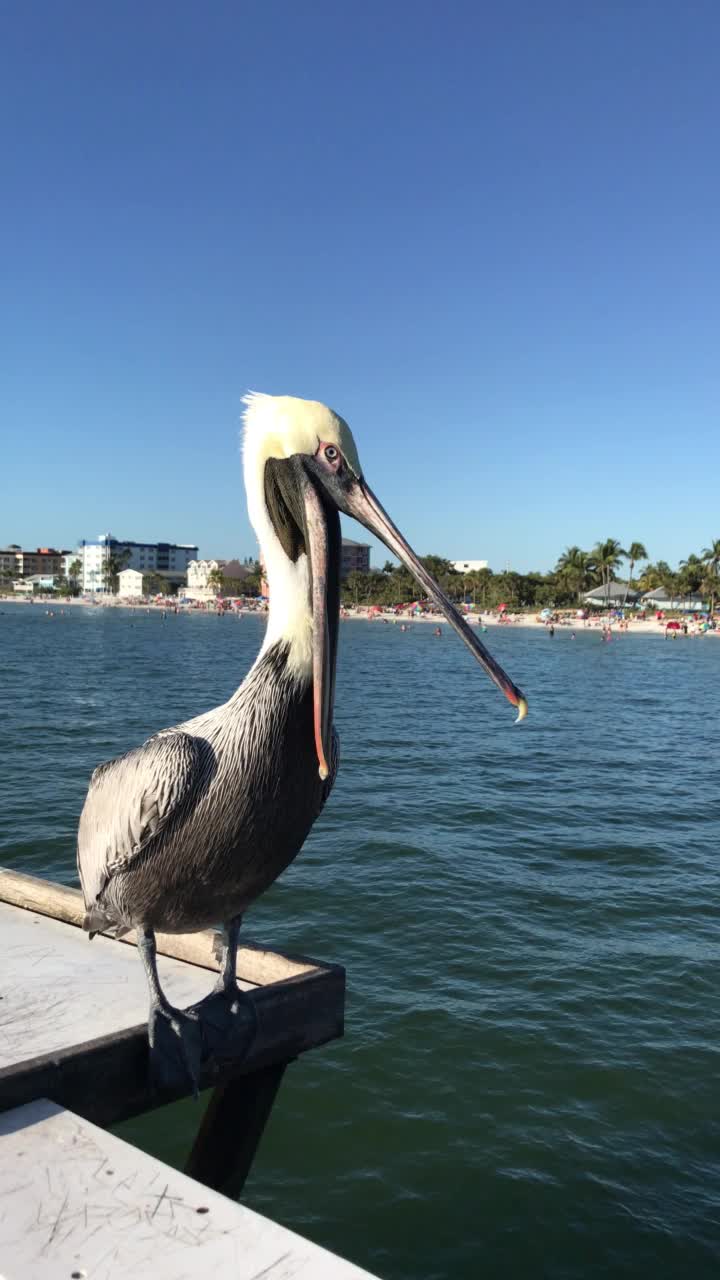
[318, 762, 329, 781]
[514, 697, 529, 724]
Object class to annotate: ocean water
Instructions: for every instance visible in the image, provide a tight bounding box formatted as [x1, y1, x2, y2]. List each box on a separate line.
[1, 603, 718, 1279]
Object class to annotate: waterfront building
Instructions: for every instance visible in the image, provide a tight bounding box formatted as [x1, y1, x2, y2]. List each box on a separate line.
[0, 547, 21, 577]
[185, 558, 252, 601]
[79, 534, 198, 593]
[583, 583, 639, 606]
[1, 547, 73, 578]
[640, 587, 706, 612]
[62, 552, 81, 578]
[340, 539, 371, 578]
[187, 559, 222, 598]
[451, 559, 488, 574]
[117, 569, 144, 598]
[13, 574, 56, 593]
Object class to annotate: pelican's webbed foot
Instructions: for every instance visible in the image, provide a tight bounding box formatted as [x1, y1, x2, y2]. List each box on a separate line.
[148, 1002, 203, 1095]
[190, 916, 257, 1063]
[139, 919, 256, 1093]
[189, 984, 258, 1063]
[138, 925, 203, 1094]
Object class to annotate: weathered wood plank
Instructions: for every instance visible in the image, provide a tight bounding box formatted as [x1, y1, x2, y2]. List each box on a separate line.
[0, 1099, 379, 1279]
[0, 903, 225, 1068]
[0, 902, 344, 1126]
[0, 865, 324, 984]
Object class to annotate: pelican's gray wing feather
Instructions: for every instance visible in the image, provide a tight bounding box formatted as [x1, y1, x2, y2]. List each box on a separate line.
[77, 730, 201, 914]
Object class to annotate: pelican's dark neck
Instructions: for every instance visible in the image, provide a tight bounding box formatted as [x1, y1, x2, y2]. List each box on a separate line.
[226, 638, 296, 711]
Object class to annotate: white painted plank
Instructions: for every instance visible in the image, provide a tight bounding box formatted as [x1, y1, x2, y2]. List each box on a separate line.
[0, 903, 253, 1070]
[0, 1100, 377, 1280]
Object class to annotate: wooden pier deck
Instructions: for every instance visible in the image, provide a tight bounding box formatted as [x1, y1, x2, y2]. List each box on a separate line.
[0, 1099, 375, 1279]
[0, 868, 379, 1278]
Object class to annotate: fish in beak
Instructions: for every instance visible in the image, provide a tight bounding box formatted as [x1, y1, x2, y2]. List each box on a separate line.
[297, 451, 528, 780]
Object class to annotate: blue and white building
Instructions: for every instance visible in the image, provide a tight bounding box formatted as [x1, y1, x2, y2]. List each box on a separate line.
[78, 534, 199, 593]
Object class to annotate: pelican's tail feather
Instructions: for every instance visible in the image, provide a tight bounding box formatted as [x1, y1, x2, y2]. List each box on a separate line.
[83, 904, 131, 941]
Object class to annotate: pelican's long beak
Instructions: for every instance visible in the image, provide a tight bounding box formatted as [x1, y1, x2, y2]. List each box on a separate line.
[276, 452, 527, 784]
[298, 472, 335, 780]
[341, 478, 528, 722]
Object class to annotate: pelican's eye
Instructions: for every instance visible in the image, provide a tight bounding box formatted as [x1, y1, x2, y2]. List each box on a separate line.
[315, 441, 342, 473]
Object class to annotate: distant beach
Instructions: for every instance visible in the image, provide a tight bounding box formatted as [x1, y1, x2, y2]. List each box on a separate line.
[3, 593, 716, 637]
[348, 608, 718, 636]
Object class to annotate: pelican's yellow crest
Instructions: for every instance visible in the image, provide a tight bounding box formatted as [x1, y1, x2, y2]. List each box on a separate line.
[242, 392, 362, 477]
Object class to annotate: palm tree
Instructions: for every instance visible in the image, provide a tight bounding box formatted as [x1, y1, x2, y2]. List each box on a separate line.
[622, 541, 648, 606]
[68, 557, 83, 594]
[467, 567, 492, 608]
[640, 560, 678, 613]
[637, 560, 673, 593]
[143, 572, 167, 596]
[102, 548, 131, 595]
[677, 554, 704, 595]
[701, 538, 720, 615]
[591, 539, 625, 610]
[555, 546, 592, 600]
[207, 567, 226, 596]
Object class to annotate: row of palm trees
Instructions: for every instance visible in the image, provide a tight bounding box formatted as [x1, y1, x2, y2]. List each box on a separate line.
[555, 538, 720, 610]
[555, 540, 648, 605]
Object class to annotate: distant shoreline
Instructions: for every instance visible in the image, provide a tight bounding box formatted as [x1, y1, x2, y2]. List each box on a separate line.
[2, 594, 716, 637]
[342, 609, 717, 637]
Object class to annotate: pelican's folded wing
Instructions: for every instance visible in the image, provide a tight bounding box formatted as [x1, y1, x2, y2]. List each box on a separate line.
[77, 730, 202, 914]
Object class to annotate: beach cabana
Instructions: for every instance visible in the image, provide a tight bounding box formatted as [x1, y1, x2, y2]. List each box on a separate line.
[640, 587, 707, 612]
[583, 583, 639, 607]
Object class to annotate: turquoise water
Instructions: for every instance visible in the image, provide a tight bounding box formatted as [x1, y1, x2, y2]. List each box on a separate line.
[1, 604, 719, 1278]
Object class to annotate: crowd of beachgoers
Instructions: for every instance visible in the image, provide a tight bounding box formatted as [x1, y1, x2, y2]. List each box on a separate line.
[342, 605, 717, 637]
[3, 592, 717, 637]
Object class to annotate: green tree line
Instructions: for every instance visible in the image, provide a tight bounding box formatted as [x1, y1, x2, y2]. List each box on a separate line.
[341, 538, 720, 611]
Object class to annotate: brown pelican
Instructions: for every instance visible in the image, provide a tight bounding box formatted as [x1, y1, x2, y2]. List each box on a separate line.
[77, 393, 528, 1089]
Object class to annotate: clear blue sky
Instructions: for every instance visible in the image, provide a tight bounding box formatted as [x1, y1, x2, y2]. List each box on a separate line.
[2, 1, 719, 572]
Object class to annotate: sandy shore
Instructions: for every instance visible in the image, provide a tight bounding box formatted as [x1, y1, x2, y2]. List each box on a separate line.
[343, 609, 717, 637]
[3, 595, 716, 637]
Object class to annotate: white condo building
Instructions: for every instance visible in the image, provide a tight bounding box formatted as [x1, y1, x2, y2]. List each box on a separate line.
[451, 559, 488, 574]
[185, 559, 224, 601]
[117, 569, 145, 598]
[78, 534, 199, 593]
[184, 558, 253, 601]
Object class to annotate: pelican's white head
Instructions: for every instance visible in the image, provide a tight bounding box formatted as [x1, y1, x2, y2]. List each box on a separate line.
[243, 392, 361, 489]
[240, 390, 527, 780]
